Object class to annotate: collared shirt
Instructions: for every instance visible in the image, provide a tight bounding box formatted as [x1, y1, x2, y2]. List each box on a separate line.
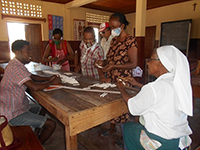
[128, 73, 192, 140]
[0, 58, 31, 121]
[79, 41, 104, 79]
[100, 35, 114, 59]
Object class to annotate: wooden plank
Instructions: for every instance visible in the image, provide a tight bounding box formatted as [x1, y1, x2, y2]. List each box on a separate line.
[48, 89, 96, 111]
[69, 99, 128, 136]
[65, 0, 97, 8]
[69, 90, 122, 106]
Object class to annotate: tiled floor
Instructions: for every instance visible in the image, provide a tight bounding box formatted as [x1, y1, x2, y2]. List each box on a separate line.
[43, 98, 200, 150]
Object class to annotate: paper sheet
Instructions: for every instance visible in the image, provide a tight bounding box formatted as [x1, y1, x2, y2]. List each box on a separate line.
[42, 70, 80, 86]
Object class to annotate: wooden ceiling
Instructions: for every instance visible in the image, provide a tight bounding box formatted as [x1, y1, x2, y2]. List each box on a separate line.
[40, 0, 73, 3]
[40, 0, 192, 14]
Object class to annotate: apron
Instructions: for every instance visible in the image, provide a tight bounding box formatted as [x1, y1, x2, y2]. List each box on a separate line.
[49, 40, 70, 71]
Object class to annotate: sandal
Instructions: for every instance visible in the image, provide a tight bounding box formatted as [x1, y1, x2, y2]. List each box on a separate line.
[100, 128, 117, 137]
[115, 140, 124, 148]
[100, 130, 109, 137]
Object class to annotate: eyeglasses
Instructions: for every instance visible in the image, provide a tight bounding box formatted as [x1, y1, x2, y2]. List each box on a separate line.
[100, 31, 105, 35]
[147, 58, 160, 62]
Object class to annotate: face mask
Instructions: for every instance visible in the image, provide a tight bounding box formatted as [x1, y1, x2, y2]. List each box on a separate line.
[54, 41, 60, 45]
[111, 27, 122, 37]
[85, 41, 95, 48]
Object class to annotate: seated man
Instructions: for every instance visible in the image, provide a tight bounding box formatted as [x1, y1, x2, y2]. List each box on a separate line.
[0, 40, 61, 144]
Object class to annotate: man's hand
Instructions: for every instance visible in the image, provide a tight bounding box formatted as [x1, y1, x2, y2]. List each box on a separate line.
[50, 75, 62, 85]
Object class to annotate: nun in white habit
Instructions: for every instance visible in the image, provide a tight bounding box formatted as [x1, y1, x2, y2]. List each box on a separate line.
[118, 45, 193, 150]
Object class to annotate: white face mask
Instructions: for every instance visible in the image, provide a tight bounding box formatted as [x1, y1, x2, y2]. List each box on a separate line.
[111, 27, 122, 37]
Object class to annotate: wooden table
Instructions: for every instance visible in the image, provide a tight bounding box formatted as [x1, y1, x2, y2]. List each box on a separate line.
[0, 61, 138, 150]
[22, 62, 138, 150]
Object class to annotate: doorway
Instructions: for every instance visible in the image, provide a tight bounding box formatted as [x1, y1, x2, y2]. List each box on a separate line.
[7, 22, 42, 62]
[7, 22, 26, 59]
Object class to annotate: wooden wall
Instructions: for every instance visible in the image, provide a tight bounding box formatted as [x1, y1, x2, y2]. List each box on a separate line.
[0, 41, 10, 62]
[0, 39, 199, 63]
[154, 39, 200, 60]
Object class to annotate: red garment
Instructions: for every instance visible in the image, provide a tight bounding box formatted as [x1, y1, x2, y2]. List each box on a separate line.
[49, 40, 70, 71]
[49, 40, 68, 57]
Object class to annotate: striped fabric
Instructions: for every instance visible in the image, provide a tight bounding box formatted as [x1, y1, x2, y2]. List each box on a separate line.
[0, 58, 31, 121]
[79, 41, 104, 79]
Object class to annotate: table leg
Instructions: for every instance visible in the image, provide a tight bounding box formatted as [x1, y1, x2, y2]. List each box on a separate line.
[65, 126, 77, 150]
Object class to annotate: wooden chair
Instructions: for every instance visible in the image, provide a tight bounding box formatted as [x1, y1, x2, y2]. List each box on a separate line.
[194, 60, 200, 77]
[189, 59, 200, 77]
[69, 50, 78, 72]
[10, 126, 44, 150]
[195, 146, 200, 150]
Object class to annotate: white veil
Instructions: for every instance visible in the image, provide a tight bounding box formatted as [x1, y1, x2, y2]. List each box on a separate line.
[157, 45, 193, 116]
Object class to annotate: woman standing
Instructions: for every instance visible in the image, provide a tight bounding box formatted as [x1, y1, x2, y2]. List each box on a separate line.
[100, 12, 138, 83]
[98, 12, 138, 139]
[43, 28, 74, 71]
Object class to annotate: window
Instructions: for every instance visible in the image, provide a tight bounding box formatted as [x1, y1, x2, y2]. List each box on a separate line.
[86, 13, 110, 43]
[1, 0, 42, 17]
[86, 13, 109, 24]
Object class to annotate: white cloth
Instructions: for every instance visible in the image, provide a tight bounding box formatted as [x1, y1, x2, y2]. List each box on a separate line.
[128, 73, 192, 140]
[132, 66, 143, 77]
[128, 45, 193, 148]
[100, 35, 114, 59]
[157, 45, 193, 116]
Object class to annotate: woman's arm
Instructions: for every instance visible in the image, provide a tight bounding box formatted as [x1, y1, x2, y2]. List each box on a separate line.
[124, 77, 144, 89]
[102, 46, 138, 72]
[57, 42, 75, 65]
[42, 44, 58, 63]
[117, 81, 131, 104]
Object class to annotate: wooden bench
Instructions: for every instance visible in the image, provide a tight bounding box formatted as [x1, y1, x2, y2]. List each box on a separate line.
[10, 126, 44, 150]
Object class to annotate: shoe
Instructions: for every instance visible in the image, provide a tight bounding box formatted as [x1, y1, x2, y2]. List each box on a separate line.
[100, 128, 117, 137]
[100, 130, 109, 137]
[115, 140, 124, 148]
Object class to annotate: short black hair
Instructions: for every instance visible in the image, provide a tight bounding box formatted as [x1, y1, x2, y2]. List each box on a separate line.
[110, 12, 129, 29]
[106, 27, 111, 31]
[83, 26, 95, 37]
[11, 40, 29, 53]
[53, 28, 63, 37]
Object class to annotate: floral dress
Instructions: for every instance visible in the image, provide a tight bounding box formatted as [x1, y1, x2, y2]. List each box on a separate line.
[106, 35, 138, 124]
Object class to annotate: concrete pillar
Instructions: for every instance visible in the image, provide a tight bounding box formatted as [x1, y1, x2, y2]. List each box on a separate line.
[135, 0, 146, 70]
